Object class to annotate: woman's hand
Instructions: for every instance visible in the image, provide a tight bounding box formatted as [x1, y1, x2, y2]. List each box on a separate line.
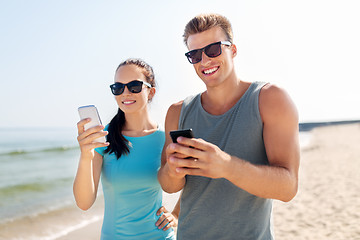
[155, 206, 178, 231]
[77, 119, 109, 159]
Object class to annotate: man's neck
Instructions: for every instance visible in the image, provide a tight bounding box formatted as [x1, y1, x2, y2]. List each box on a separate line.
[201, 79, 250, 115]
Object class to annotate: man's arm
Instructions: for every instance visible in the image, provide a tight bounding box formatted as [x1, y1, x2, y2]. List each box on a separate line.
[225, 84, 300, 201]
[157, 101, 186, 193]
[170, 84, 300, 202]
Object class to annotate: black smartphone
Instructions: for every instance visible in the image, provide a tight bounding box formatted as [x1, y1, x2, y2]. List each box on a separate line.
[169, 129, 194, 143]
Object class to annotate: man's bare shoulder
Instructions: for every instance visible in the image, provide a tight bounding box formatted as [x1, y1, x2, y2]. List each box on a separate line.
[260, 83, 293, 105]
[167, 100, 184, 115]
[165, 100, 184, 129]
[261, 82, 286, 96]
[259, 83, 298, 122]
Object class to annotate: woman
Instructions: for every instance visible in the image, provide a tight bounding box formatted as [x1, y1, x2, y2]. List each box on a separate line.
[74, 58, 177, 239]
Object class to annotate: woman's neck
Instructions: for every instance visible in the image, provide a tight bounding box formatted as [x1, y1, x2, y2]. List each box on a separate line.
[122, 111, 157, 137]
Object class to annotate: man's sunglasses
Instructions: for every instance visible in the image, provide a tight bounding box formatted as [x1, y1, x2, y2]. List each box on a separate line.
[110, 80, 152, 96]
[185, 41, 232, 64]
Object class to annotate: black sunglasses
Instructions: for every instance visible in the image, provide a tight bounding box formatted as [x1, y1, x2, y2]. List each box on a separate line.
[185, 41, 232, 64]
[110, 80, 152, 96]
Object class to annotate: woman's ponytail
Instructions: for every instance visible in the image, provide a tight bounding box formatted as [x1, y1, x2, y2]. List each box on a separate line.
[103, 109, 130, 159]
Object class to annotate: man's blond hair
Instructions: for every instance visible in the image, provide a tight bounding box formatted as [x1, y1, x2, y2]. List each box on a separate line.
[183, 13, 233, 46]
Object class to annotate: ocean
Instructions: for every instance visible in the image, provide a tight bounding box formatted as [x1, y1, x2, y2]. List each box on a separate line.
[0, 128, 79, 224]
[0, 126, 312, 239]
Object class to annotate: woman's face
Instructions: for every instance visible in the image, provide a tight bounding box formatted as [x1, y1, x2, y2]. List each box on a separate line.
[113, 64, 154, 115]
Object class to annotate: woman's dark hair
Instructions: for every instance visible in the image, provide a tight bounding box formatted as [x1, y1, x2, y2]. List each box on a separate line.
[104, 58, 155, 159]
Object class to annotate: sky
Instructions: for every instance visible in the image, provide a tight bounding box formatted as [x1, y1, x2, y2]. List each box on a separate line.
[1, 0, 359, 128]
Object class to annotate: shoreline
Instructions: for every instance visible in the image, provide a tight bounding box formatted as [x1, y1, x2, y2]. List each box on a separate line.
[1, 123, 359, 239]
[0, 197, 104, 240]
[0, 191, 181, 240]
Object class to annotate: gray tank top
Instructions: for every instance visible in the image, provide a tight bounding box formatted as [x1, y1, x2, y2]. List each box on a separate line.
[177, 82, 274, 240]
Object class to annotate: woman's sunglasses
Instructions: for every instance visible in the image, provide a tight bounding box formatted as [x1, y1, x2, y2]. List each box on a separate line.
[185, 41, 232, 64]
[110, 80, 152, 96]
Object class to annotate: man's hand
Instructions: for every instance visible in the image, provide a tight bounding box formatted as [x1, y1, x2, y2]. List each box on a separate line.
[167, 137, 232, 179]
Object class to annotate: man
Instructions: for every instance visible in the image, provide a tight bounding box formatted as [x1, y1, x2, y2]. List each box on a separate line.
[158, 13, 300, 239]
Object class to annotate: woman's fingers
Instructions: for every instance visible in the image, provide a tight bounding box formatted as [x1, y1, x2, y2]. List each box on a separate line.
[77, 118, 90, 135]
[160, 213, 175, 230]
[156, 212, 174, 229]
[77, 125, 107, 143]
[76, 123, 108, 155]
[155, 206, 167, 227]
[155, 206, 178, 231]
[162, 218, 175, 231]
[156, 206, 167, 215]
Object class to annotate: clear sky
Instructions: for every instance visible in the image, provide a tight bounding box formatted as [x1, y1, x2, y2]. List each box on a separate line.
[1, 0, 359, 128]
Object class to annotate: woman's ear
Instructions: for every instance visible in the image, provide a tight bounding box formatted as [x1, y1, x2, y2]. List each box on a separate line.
[148, 87, 156, 102]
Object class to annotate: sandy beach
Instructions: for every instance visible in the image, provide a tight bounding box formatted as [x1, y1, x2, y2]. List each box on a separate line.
[1, 123, 359, 239]
[273, 123, 360, 239]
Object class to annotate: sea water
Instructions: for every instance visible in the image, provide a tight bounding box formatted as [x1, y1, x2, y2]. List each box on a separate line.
[0, 127, 80, 224]
[0, 127, 312, 225]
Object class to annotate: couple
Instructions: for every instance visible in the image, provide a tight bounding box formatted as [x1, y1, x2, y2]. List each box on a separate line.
[73, 13, 300, 240]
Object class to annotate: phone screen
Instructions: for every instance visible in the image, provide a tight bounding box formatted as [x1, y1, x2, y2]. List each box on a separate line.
[169, 129, 194, 143]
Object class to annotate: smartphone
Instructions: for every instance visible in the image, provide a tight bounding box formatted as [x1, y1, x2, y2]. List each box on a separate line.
[169, 129, 194, 143]
[78, 105, 106, 143]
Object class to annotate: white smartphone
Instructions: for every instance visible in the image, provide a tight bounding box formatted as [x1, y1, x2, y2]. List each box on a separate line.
[78, 105, 106, 143]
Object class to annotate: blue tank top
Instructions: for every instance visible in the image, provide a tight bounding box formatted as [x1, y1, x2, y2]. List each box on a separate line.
[96, 129, 175, 240]
[177, 82, 274, 240]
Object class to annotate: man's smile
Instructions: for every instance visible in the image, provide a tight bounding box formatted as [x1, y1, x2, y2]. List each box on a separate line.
[202, 66, 219, 75]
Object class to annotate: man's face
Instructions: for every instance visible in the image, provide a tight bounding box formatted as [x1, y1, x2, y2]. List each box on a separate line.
[186, 26, 236, 87]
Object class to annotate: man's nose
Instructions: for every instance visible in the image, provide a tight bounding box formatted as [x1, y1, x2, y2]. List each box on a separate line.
[200, 51, 211, 65]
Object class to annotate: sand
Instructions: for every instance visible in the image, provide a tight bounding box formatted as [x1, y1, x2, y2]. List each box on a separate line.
[273, 123, 360, 239]
[2, 123, 359, 239]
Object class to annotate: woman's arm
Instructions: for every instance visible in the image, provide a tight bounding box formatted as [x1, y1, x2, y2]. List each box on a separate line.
[73, 119, 108, 210]
[73, 152, 103, 210]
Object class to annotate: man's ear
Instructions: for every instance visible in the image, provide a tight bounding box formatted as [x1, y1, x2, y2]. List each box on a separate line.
[231, 44, 237, 57]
